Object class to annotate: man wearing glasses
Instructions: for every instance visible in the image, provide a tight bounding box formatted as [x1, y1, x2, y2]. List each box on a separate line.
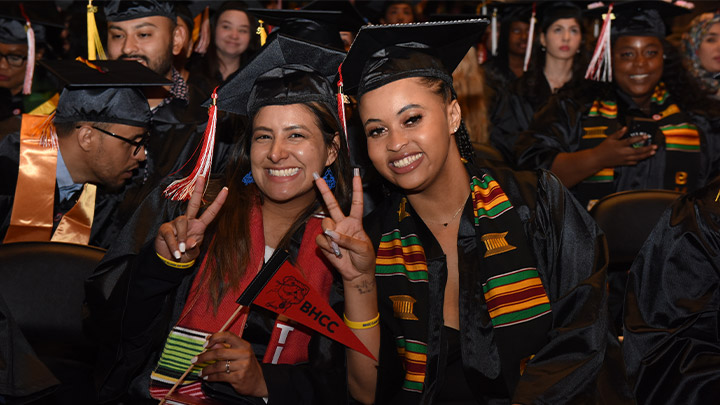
[0, 60, 166, 248]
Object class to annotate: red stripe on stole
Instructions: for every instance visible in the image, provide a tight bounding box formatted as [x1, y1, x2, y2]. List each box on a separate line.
[404, 359, 427, 374]
[377, 250, 426, 262]
[474, 184, 504, 203]
[486, 285, 548, 310]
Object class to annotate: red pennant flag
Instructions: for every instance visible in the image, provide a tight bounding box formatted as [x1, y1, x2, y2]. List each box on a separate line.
[252, 260, 376, 361]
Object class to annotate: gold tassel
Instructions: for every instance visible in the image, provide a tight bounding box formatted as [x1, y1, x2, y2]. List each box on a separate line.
[257, 19, 267, 46]
[87, 0, 106, 60]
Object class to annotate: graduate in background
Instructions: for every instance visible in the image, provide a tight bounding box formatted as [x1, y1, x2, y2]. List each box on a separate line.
[0, 59, 167, 248]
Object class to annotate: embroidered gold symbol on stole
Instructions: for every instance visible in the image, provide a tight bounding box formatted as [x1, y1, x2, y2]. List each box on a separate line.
[675, 171, 688, 185]
[398, 198, 411, 222]
[582, 126, 608, 139]
[481, 232, 516, 258]
[389, 295, 419, 320]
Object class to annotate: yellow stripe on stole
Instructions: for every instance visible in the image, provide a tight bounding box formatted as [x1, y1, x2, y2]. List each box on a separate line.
[488, 296, 551, 318]
[484, 278, 544, 301]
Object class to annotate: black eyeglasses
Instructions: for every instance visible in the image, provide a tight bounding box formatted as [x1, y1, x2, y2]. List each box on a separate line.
[0, 53, 27, 68]
[90, 126, 149, 156]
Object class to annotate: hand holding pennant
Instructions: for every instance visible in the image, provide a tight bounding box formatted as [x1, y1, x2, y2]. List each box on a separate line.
[235, 249, 377, 361]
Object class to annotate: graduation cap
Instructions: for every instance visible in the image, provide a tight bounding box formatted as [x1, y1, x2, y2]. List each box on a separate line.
[42, 59, 170, 127]
[536, 1, 585, 31]
[164, 34, 345, 201]
[340, 19, 489, 97]
[0, 2, 64, 45]
[0, 3, 63, 95]
[211, 33, 345, 116]
[301, 0, 369, 31]
[103, 0, 176, 22]
[247, 7, 358, 50]
[585, 1, 693, 81]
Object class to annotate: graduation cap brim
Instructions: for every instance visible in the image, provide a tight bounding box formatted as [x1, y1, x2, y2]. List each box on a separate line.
[584, 0, 693, 21]
[248, 9, 342, 27]
[586, 1, 693, 39]
[205, 34, 345, 115]
[0, 2, 66, 29]
[40, 60, 172, 88]
[341, 19, 489, 95]
[301, 0, 368, 32]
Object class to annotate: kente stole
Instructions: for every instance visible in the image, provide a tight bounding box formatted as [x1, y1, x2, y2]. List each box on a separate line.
[4, 114, 96, 244]
[149, 206, 333, 401]
[375, 171, 552, 397]
[577, 83, 701, 208]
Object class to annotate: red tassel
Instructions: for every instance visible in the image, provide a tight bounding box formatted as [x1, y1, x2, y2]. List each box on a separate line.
[163, 88, 218, 201]
[585, 3, 614, 81]
[336, 64, 348, 146]
[20, 4, 35, 95]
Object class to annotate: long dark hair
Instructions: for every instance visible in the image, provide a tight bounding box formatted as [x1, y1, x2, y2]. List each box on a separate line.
[518, 6, 589, 108]
[204, 101, 352, 308]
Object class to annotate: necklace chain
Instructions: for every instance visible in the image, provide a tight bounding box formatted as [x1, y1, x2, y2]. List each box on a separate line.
[424, 199, 466, 227]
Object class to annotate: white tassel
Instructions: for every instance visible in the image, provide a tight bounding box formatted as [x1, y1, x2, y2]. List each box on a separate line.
[522, 5, 536, 73]
[23, 23, 35, 95]
[491, 8, 498, 56]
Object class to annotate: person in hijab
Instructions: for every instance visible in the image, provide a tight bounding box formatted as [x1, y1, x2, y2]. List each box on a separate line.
[682, 12, 720, 99]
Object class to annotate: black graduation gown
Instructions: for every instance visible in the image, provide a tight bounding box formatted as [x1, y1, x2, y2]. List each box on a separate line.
[512, 84, 720, 207]
[490, 75, 591, 167]
[623, 177, 720, 404]
[0, 131, 131, 249]
[87, 187, 349, 404]
[364, 160, 632, 404]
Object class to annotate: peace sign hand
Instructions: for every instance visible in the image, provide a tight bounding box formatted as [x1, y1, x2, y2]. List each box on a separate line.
[155, 176, 229, 263]
[314, 169, 375, 283]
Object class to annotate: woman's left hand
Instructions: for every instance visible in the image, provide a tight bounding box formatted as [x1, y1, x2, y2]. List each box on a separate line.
[195, 331, 268, 397]
[314, 169, 375, 283]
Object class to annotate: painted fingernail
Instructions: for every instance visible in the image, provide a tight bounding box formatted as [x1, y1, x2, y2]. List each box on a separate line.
[179, 242, 186, 253]
[203, 375, 208, 381]
[324, 229, 340, 240]
[312, 172, 320, 180]
[202, 340, 208, 348]
[353, 167, 360, 177]
[191, 356, 198, 364]
[173, 250, 181, 260]
[331, 241, 342, 258]
[222, 186, 228, 191]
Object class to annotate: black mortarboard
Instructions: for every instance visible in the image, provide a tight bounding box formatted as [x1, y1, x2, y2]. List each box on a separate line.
[536, 1, 584, 31]
[42, 59, 170, 127]
[104, 0, 176, 22]
[585, 1, 693, 40]
[0, 2, 64, 45]
[301, 0, 369, 31]
[341, 19, 489, 97]
[247, 8, 356, 50]
[210, 33, 345, 117]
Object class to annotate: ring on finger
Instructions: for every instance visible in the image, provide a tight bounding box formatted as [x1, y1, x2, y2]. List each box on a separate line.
[225, 359, 231, 374]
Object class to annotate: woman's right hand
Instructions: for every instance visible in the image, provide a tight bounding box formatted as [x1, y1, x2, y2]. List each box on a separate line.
[594, 126, 657, 167]
[314, 169, 375, 283]
[155, 176, 228, 263]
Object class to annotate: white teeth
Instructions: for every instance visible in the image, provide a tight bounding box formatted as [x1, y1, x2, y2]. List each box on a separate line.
[630, 74, 649, 79]
[268, 168, 299, 177]
[391, 153, 422, 168]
